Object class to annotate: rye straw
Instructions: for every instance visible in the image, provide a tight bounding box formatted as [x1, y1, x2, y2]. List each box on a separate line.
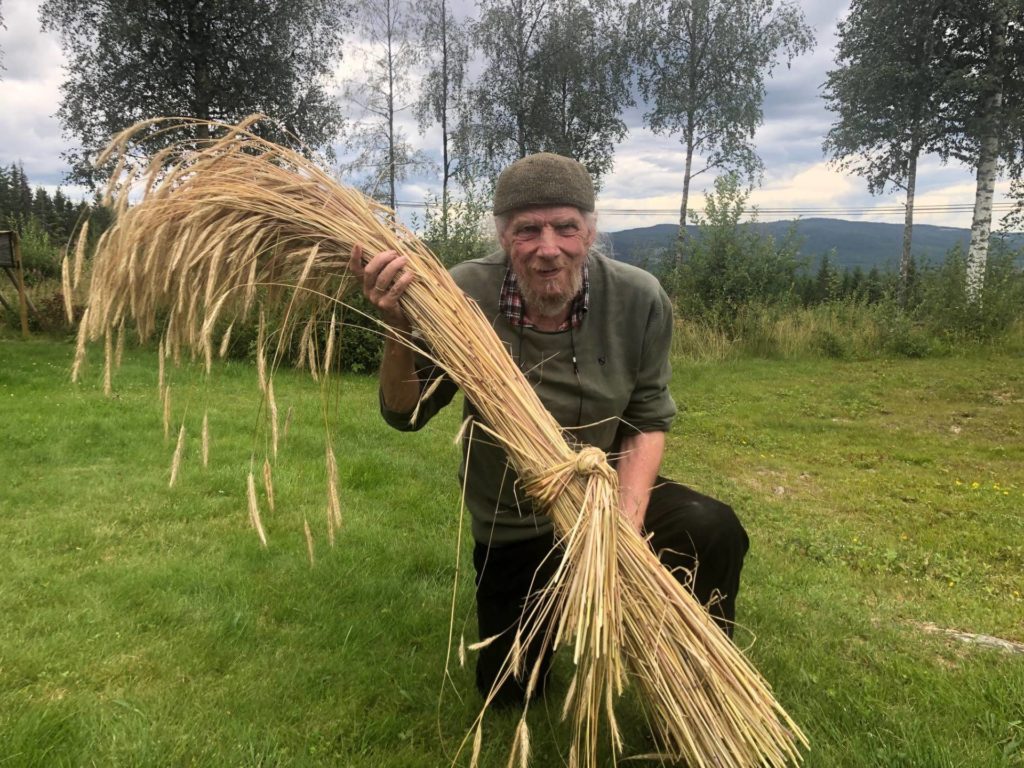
[170, 423, 186, 487]
[103, 332, 113, 396]
[162, 385, 171, 442]
[201, 410, 210, 467]
[73, 220, 89, 289]
[247, 470, 268, 549]
[325, 442, 342, 531]
[304, 518, 316, 566]
[267, 379, 279, 459]
[62, 253, 74, 323]
[158, 337, 166, 397]
[263, 457, 275, 513]
[115, 321, 125, 369]
[72, 117, 806, 768]
[324, 311, 337, 376]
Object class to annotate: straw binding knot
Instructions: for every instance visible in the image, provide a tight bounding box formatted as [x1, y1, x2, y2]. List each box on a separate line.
[520, 446, 616, 511]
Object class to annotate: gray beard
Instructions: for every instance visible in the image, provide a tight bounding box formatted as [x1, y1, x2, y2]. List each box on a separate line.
[515, 260, 585, 321]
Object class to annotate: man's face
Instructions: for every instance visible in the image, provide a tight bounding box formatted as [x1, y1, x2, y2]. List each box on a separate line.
[499, 205, 595, 320]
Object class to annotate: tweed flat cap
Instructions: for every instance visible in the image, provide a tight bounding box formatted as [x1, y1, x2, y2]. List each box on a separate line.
[492, 153, 595, 215]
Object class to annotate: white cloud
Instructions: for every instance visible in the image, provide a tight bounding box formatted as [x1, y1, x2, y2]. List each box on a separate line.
[0, 0, 74, 187]
[750, 162, 861, 212]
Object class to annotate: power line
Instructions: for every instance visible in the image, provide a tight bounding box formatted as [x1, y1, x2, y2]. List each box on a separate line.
[392, 200, 1016, 217]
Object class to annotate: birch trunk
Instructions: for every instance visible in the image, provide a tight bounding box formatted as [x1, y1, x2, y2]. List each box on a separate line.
[966, 3, 1008, 304]
[900, 148, 919, 307]
[675, 131, 695, 267]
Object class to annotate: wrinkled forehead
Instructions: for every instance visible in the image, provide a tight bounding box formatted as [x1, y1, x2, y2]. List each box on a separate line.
[505, 205, 588, 228]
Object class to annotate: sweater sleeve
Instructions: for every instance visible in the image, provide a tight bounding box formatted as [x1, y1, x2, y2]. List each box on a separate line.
[380, 256, 498, 432]
[379, 341, 459, 432]
[620, 284, 676, 435]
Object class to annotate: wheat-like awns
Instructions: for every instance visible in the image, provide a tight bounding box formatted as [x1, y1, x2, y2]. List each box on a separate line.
[72, 117, 806, 768]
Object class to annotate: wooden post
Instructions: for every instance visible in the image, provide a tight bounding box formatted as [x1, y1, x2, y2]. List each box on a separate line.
[11, 232, 31, 338]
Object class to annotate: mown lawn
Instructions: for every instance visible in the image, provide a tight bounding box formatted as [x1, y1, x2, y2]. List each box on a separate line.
[1, 337, 1022, 767]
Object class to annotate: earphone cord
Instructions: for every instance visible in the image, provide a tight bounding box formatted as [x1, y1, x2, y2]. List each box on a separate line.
[570, 324, 583, 428]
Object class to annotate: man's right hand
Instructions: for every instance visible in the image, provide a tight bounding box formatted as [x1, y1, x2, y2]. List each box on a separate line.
[350, 244, 422, 412]
[350, 244, 415, 331]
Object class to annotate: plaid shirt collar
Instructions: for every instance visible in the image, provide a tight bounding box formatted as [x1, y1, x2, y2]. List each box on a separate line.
[498, 262, 589, 330]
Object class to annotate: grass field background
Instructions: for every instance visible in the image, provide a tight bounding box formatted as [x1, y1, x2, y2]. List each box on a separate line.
[1, 337, 1022, 767]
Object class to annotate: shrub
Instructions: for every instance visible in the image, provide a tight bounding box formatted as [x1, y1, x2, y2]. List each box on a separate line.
[413, 182, 494, 268]
[670, 173, 804, 330]
[14, 215, 63, 281]
[336, 298, 385, 374]
[912, 240, 1024, 342]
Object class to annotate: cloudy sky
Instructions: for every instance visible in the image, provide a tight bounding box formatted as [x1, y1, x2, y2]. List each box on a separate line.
[0, 0, 1014, 232]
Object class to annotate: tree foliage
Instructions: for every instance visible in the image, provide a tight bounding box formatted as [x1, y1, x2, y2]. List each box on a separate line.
[414, 180, 493, 267]
[0, 163, 112, 278]
[935, 0, 1024, 298]
[629, 0, 814, 244]
[671, 172, 803, 325]
[461, 0, 632, 186]
[823, 0, 1024, 301]
[823, 0, 956, 303]
[40, 0, 350, 186]
[2, 164, 84, 243]
[824, 0, 953, 196]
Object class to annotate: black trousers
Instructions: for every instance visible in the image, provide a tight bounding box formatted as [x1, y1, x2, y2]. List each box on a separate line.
[473, 477, 749, 706]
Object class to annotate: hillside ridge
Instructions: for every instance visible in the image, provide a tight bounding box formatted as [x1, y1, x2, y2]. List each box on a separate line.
[606, 217, 1024, 271]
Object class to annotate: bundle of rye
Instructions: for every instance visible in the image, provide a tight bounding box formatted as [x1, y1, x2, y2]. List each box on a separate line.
[70, 117, 806, 768]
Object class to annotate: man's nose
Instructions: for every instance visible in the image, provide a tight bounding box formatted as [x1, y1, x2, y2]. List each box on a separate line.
[536, 226, 559, 256]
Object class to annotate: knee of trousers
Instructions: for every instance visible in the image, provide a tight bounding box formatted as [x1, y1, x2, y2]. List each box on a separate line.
[707, 500, 750, 560]
[653, 494, 750, 562]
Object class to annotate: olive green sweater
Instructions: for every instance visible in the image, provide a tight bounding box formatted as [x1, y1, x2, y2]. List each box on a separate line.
[381, 251, 676, 545]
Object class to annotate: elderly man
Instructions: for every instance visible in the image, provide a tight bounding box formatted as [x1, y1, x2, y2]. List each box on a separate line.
[353, 152, 748, 706]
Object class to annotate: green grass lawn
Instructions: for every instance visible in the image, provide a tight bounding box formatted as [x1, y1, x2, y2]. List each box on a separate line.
[1, 337, 1022, 767]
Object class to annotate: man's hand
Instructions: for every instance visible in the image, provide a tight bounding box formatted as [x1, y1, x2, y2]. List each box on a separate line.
[350, 244, 414, 331]
[350, 244, 420, 412]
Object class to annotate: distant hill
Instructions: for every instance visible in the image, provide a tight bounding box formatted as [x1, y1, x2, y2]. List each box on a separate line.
[607, 218, 1024, 272]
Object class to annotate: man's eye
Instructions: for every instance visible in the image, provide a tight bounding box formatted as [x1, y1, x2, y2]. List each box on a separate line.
[516, 226, 540, 237]
[556, 224, 579, 235]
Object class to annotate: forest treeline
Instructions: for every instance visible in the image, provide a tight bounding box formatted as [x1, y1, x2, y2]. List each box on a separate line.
[1, 0, 1022, 359]
[0, 163, 112, 275]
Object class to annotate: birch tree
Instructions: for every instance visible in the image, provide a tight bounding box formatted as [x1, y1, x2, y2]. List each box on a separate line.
[532, 0, 632, 181]
[463, 0, 632, 186]
[941, 0, 1024, 301]
[40, 0, 350, 186]
[824, 0, 954, 305]
[343, 0, 432, 211]
[629, 0, 814, 256]
[414, 0, 471, 240]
